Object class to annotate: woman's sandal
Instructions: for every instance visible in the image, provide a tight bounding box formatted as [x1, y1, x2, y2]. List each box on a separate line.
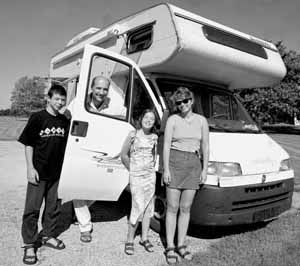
[165, 247, 179, 265]
[124, 242, 134, 255]
[139, 239, 154, 252]
[22, 244, 37, 265]
[42, 237, 66, 250]
[176, 245, 193, 261]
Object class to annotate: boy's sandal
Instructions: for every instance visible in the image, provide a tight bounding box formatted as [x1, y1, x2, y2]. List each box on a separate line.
[80, 231, 92, 243]
[139, 239, 154, 252]
[124, 242, 134, 255]
[22, 244, 37, 265]
[165, 247, 178, 265]
[42, 237, 66, 250]
[176, 245, 193, 260]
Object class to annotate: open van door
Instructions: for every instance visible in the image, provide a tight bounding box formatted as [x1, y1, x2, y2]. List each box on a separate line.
[58, 44, 161, 201]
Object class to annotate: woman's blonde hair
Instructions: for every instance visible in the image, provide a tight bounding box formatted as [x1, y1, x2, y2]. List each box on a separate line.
[170, 87, 194, 113]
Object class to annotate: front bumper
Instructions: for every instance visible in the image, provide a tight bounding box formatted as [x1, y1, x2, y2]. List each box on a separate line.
[190, 178, 294, 226]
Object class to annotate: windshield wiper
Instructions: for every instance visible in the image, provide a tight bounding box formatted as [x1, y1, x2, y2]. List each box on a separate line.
[209, 124, 260, 133]
[209, 124, 234, 132]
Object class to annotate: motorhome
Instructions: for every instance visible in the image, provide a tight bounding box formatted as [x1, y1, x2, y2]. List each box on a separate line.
[50, 3, 294, 227]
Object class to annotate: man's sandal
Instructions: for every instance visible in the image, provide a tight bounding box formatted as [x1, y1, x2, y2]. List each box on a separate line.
[42, 237, 65, 250]
[139, 239, 154, 252]
[124, 242, 134, 255]
[22, 244, 37, 265]
[176, 245, 193, 260]
[80, 231, 92, 243]
[165, 247, 179, 264]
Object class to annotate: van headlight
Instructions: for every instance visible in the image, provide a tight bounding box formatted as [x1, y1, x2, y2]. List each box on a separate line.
[279, 159, 292, 171]
[207, 162, 242, 176]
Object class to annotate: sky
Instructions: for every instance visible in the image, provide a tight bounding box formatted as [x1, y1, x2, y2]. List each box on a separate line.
[0, 0, 300, 109]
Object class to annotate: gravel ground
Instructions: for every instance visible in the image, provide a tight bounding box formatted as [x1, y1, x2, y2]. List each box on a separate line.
[0, 141, 214, 266]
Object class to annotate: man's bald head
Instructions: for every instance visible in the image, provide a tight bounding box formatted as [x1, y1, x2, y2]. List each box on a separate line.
[91, 76, 111, 107]
[91, 76, 110, 89]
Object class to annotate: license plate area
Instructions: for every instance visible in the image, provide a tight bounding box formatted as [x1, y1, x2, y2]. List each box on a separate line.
[252, 206, 281, 222]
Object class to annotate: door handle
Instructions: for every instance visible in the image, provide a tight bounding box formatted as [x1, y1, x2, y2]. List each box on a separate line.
[71, 120, 88, 137]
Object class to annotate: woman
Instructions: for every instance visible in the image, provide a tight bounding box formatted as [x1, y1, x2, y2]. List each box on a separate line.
[121, 109, 158, 255]
[163, 87, 209, 264]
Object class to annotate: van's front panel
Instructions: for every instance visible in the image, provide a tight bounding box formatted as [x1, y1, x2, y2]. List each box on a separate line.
[190, 179, 293, 225]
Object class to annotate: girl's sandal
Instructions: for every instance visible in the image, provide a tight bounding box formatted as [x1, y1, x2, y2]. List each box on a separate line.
[22, 245, 37, 265]
[165, 247, 178, 265]
[124, 242, 134, 255]
[176, 245, 193, 261]
[139, 239, 154, 252]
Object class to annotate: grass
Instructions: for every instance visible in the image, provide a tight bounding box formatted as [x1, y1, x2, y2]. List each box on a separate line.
[0, 116, 27, 140]
[262, 124, 300, 135]
[176, 212, 300, 266]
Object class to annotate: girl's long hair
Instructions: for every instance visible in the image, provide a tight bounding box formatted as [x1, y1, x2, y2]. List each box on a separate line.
[136, 109, 159, 134]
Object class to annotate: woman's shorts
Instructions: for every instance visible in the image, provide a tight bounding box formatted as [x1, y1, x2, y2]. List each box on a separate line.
[168, 149, 202, 190]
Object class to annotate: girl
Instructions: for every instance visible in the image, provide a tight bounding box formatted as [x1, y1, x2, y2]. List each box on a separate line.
[121, 109, 158, 255]
[163, 87, 209, 264]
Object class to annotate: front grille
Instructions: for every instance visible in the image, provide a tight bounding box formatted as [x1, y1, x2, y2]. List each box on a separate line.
[232, 191, 290, 211]
[244, 182, 282, 193]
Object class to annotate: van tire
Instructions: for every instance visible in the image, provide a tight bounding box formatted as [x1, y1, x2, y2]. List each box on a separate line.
[150, 191, 167, 234]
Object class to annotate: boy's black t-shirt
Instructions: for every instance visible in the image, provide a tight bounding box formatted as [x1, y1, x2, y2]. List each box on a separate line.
[18, 110, 70, 181]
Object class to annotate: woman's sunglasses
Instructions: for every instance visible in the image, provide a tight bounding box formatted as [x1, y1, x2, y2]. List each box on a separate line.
[175, 98, 191, 106]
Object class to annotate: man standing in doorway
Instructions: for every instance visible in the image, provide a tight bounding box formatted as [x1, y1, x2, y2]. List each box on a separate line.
[71, 75, 111, 243]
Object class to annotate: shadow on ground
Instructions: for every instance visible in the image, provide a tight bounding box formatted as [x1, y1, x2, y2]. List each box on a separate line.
[152, 219, 271, 248]
[187, 220, 271, 239]
[55, 191, 131, 237]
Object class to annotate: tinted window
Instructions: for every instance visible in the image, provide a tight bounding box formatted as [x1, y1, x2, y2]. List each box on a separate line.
[203, 25, 268, 59]
[127, 24, 153, 54]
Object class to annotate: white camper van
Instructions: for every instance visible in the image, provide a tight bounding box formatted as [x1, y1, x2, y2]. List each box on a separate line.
[50, 3, 294, 227]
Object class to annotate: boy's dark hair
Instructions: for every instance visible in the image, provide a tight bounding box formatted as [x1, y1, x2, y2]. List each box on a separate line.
[136, 109, 159, 134]
[47, 84, 67, 98]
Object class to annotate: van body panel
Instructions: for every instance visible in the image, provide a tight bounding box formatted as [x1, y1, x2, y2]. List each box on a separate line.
[209, 133, 289, 175]
[59, 114, 133, 201]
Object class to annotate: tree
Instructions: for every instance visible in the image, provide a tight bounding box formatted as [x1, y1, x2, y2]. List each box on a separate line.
[237, 41, 300, 124]
[0, 108, 11, 116]
[10, 76, 46, 116]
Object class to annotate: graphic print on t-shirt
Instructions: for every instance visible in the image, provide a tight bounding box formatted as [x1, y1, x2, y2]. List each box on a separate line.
[39, 127, 66, 138]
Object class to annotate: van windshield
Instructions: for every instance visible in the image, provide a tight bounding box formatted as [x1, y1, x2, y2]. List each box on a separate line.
[156, 78, 260, 133]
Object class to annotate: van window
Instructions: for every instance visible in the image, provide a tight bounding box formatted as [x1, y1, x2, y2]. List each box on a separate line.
[155, 79, 204, 115]
[85, 54, 129, 120]
[131, 69, 158, 127]
[209, 91, 259, 133]
[127, 24, 153, 54]
[232, 97, 256, 124]
[156, 78, 259, 133]
[211, 94, 231, 120]
[203, 25, 268, 59]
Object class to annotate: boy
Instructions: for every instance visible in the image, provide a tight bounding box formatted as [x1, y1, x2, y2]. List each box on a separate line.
[19, 85, 70, 264]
